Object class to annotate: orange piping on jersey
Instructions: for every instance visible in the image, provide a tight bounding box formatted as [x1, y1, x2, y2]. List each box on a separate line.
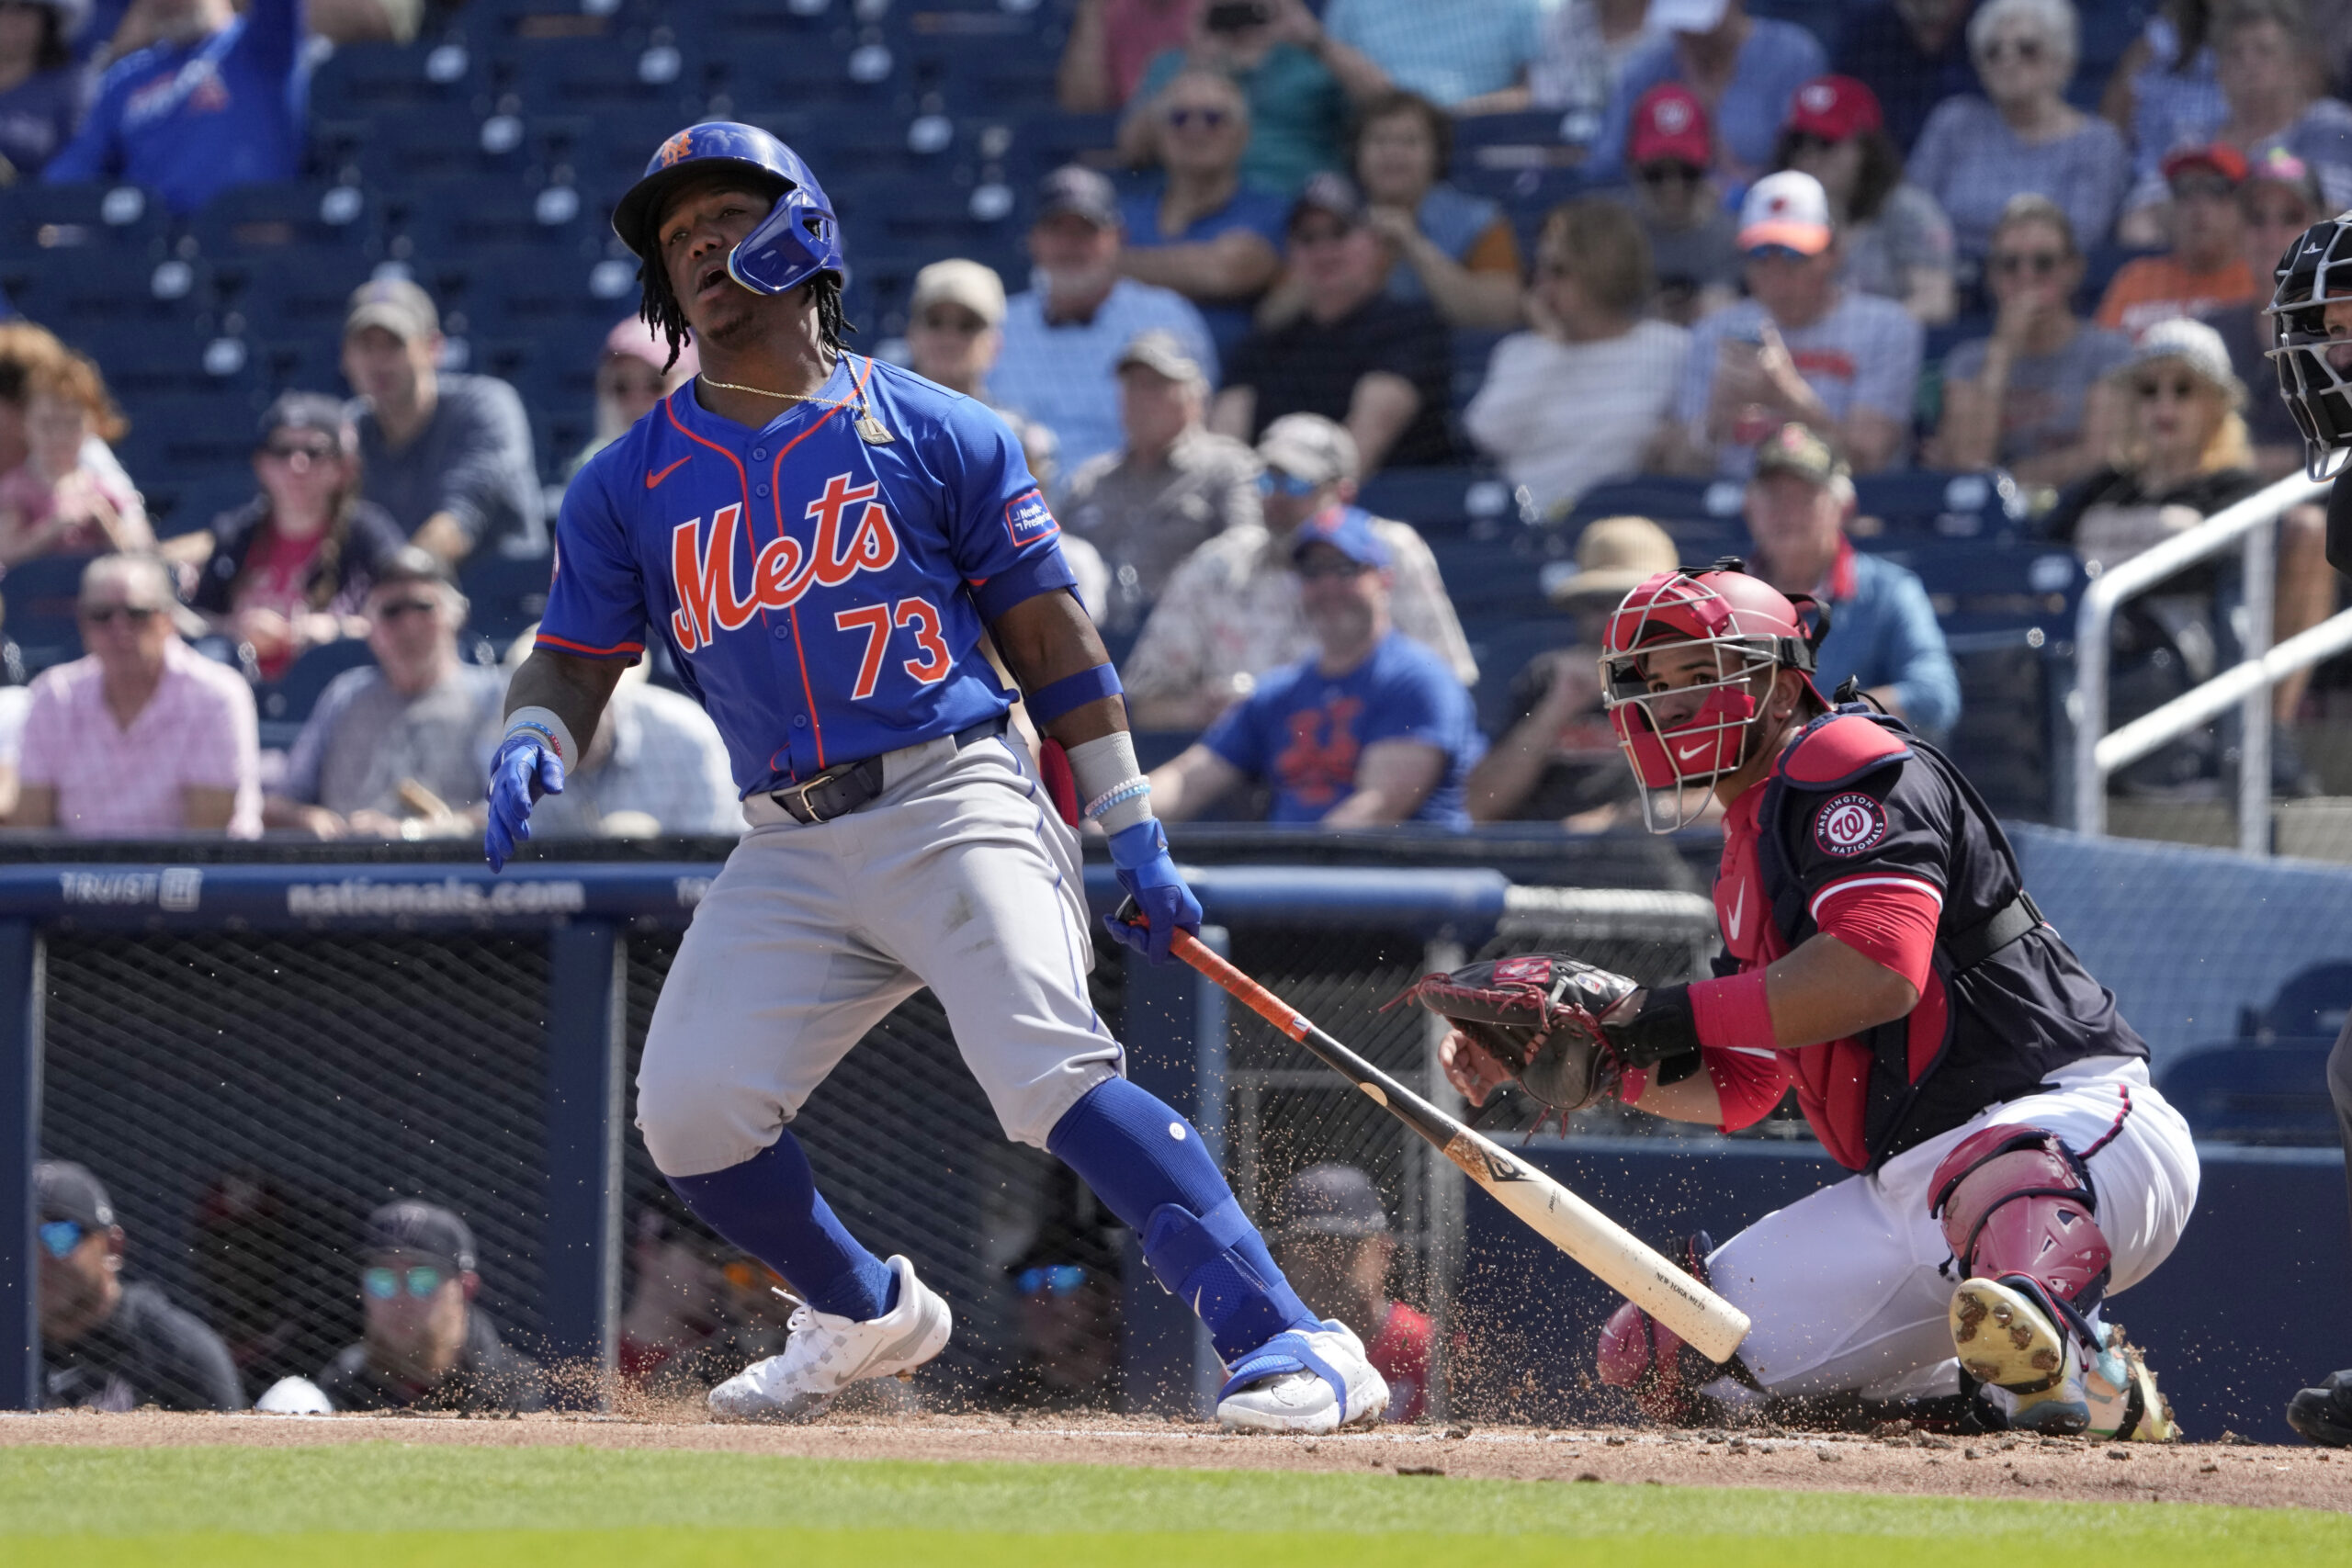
[758, 355, 873, 776]
[536, 632, 645, 658]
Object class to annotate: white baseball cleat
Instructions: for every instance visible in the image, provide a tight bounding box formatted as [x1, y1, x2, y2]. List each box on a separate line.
[1950, 1276, 2177, 1442]
[707, 1254, 952, 1423]
[1215, 1318, 1390, 1435]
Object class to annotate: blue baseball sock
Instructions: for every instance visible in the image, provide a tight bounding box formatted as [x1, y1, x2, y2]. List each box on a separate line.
[1046, 1076, 1314, 1361]
[665, 1133, 899, 1322]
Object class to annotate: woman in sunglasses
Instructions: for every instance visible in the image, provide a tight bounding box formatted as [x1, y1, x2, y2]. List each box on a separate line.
[1774, 75, 1955, 325]
[180, 393, 407, 683]
[1930, 194, 2128, 490]
[1907, 0, 2131, 257]
[2042, 318, 2268, 790]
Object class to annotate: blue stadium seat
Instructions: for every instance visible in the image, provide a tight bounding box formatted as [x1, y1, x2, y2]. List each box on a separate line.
[460, 551, 556, 649]
[1852, 469, 2028, 542]
[0, 182, 172, 254]
[2242, 961, 2352, 1040]
[308, 37, 485, 120]
[141, 474, 256, 540]
[503, 33, 708, 117]
[1464, 614, 1576, 734]
[187, 181, 380, 260]
[994, 110, 1119, 181]
[417, 244, 616, 339]
[256, 638, 379, 737]
[1428, 534, 1556, 622]
[113, 391, 262, 487]
[336, 110, 529, 192]
[1353, 467, 1525, 535]
[2156, 1039, 2342, 1144]
[401, 175, 597, 257]
[218, 251, 379, 339]
[0, 553, 100, 675]
[25, 247, 209, 327]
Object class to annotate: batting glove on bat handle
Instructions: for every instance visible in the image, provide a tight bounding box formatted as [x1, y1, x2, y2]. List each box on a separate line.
[1102, 819, 1202, 965]
[483, 733, 566, 873]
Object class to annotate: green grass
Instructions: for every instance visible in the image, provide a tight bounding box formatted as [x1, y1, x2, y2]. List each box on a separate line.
[0, 1447, 2342, 1568]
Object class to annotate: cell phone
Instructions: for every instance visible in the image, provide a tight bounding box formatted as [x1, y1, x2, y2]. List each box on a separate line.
[1204, 1, 1273, 32]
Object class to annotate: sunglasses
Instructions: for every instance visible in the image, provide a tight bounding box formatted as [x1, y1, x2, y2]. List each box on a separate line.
[362, 1264, 448, 1301]
[1977, 35, 2044, 62]
[2134, 374, 2199, 401]
[79, 604, 160, 626]
[1258, 469, 1321, 498]
[1991, 250, 2066, 276]
[1636, 161, 1704, 186]
[263, 440, 338, 462]
[38, 1219, 86, 1259]
[1165, 107, 1228, 130]
[916, 310, 987, 336]
[373, 597, 441, 621]
[1017, 1264, 1090, 1300]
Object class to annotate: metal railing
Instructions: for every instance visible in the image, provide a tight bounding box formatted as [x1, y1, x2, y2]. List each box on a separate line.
[2071, 470, 2352, 852]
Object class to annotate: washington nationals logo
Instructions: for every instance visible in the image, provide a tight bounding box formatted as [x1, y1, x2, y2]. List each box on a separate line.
[1813, 792, 1888, 857]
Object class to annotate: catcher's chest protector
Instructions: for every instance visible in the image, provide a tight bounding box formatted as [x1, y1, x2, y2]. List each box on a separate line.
[1736, 710, 2141, 1170]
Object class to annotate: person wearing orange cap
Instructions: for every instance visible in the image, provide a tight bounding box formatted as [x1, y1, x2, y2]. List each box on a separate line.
[1622, 83, 1741, 325]
[1772, 74, 1955, 324]
[2095, 144, 2258, 340]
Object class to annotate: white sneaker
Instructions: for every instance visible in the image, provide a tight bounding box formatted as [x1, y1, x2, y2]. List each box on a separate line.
[707, 1254, 952, 1423]
[1215, 1318, 1390, 1435]
[1950, 1276, 2177, 1442]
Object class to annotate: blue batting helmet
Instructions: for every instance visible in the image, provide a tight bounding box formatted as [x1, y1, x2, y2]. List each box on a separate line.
[612, 121, 843, 298]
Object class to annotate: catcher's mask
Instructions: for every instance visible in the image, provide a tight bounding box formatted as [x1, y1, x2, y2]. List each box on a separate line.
[1599, 558, 1826, 832]
[2265, 211, 2352, 479]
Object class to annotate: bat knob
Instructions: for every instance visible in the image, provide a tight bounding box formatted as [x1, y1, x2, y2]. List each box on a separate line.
[1114, 895, 1145, 927]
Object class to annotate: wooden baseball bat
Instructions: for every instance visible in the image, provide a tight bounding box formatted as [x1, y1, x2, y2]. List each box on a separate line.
[1157, 924, 1751, 1365]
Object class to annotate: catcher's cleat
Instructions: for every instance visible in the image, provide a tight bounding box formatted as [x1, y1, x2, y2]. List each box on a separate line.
[1216, 1318, 1390, 1435]
[707, 1254, 950, 1423]
[2286, 1370, 2352, 1447]
[1949, 1276, 2177, 1441]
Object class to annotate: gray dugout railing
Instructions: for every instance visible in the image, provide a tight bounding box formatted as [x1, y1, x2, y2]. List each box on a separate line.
[0, 860, 1715, 1415]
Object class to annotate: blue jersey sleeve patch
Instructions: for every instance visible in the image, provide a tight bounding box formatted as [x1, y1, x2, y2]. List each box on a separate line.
[1004, 488, 1059, 547]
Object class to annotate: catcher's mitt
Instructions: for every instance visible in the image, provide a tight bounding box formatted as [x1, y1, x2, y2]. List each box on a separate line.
[1395, 953, 1641, 1111]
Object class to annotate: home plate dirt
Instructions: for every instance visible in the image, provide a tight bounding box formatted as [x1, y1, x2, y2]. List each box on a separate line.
[0, 1410, 2345, 1512]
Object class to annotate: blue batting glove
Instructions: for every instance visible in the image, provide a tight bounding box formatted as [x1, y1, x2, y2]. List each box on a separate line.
[1102, 819, 1201, 965]
[484, 732, 565, 872]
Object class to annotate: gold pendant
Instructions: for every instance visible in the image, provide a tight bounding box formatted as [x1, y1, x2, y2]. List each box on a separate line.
[856, 412, 894, 446]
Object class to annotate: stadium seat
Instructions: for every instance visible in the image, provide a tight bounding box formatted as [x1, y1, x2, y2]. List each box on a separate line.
[503, 33, 708, 117]
[257, 637, 379, 736]
[1851, 470, 2029, 542]
[1428, 534, 1558, 622]
[2242, 961, 2352, 1040]
[308, 36, 485, 121]
[401, 175, 597, 258]
[141, 473, 256, 540]
[218, 251, 380, 339]
[186, 181, 381, 260]
[0, 553, 100, 675]
[0, 182, 172, 255]
[1464, 614, 1575, 735]
[1353, 467, 1524, 536]
[460, 552, 556, 649]
[2156, 1039, 2343, 1144]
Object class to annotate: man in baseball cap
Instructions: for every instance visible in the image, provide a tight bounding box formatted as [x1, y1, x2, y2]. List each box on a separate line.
[1743, 423, 1958, 731]
[1143, 491, 1483, 831]
[38, 1160, 243, 1410]
[1658, 168, 1922, 478]
[314, 1200, 546, 1413]
[2098, 145, 2256, 340]
[571, 316, 699, 476]
[343, 276, 545, 564]
[1266, 1166, 1432, 1422]
[1469, 516, 1682, 829]
[993, 165, 1218, 473]
[1626, 85, 1740, 324]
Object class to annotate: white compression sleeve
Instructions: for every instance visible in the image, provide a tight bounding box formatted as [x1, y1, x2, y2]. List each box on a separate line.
[503, 705, 582, 771]
[1064, 730, 1154, 833]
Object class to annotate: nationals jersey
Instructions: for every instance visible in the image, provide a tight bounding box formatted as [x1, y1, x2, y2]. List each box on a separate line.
[539, 355, 1076, 795]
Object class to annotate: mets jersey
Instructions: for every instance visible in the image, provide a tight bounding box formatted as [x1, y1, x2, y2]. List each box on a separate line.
[538, 355, 1077, 795]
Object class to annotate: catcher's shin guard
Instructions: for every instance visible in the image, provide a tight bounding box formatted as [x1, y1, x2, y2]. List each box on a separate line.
[1596, 1232, 1732, 1424]
[1928, 1124, 2111, 1309]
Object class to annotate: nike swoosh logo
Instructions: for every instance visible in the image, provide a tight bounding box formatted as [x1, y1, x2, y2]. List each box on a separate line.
[1727, 882, 1746, 943]
[645, 456, 692, 490]
[1676, 740, 1712, 761]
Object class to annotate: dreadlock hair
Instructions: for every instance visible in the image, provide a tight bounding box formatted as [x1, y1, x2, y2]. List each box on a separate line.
[639, 260, 854, 374]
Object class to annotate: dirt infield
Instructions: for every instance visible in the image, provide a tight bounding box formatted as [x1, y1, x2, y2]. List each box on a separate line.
[1, 1409, 2343, 1513]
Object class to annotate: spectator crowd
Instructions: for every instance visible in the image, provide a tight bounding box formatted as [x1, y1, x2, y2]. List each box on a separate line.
[0, 0, 2346, 840]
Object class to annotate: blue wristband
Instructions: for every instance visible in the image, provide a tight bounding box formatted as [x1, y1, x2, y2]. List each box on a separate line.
[1027, 663, 1124, 725]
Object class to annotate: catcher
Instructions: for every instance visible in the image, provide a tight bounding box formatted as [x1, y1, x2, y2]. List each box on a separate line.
[1423, 560, 2199, 1439]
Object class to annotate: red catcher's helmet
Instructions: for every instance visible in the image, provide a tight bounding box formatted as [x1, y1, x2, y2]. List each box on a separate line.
[1599, 561, 1826, 830]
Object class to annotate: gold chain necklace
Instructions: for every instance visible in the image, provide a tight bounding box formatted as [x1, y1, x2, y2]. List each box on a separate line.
[695, 366, 895, 446]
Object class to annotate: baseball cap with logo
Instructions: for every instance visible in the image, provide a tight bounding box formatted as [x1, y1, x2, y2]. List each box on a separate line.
[1276, 1164, 1392, 1238]
[35, 1160, 115, 1230]
[1629, 84, 1712, 168]
[1257, 412, 1359, 486]
[1035, 164, 1121, 229]
[2119, 317, 2246, 408]
[2245, 146, 2324, 209]
[910, 259, 1008, 327]
[1291, 508, 1391, 570]
[1288, 170, 1369, 232]
[1739, 170, 1835, 254]
[602, 314, 698, 377]
[1787, 75, 1883, 143]
[363, 1200, 478, 1275]
[1548, 515, 1680, 606]
[1116, 328, 1204, 384]
[1752, 423, 1850, 487]
[2161, 143, 2249, 188]
[343, 276, 440, 342]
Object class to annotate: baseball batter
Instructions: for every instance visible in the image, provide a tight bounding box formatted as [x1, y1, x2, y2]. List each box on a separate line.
[483, 123, 1385, 1431]
[1441, 563, 2199, 1438]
